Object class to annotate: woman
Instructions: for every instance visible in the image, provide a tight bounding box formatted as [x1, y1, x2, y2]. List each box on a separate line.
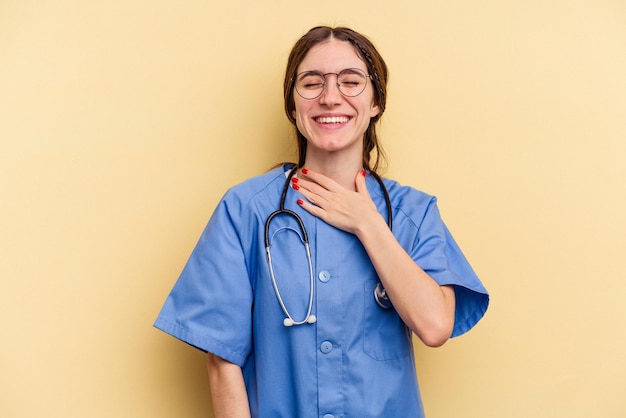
[155, 26, 489, 417]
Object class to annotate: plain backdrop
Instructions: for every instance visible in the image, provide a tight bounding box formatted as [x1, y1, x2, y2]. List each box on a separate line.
[1, 1, 625, 417]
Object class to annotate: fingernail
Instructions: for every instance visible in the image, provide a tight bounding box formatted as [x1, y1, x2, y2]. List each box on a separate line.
[301, 168, 309, 175]
[291, 177, 299, 183]
[292, 183, 300, 190]
[297, 199, 304, 205]
[360, 170, 366, 176]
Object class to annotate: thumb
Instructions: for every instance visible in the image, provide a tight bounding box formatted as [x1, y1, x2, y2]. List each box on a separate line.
[355, 169, 370, 196]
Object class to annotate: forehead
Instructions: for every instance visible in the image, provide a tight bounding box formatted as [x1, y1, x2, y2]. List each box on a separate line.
[297, 39, 367, 73]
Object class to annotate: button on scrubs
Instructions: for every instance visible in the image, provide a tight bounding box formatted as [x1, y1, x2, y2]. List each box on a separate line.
[154, 165, 489, 418]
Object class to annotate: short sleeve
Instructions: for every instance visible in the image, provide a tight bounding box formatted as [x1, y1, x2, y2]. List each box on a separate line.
[405, 197, 489, 338]
[153, 194, 253, 366]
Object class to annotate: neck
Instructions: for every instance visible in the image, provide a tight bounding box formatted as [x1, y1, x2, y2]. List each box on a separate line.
[302, 150, 363, 190]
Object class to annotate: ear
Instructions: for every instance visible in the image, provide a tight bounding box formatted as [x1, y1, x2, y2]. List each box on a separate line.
[370, 101, 380, 118]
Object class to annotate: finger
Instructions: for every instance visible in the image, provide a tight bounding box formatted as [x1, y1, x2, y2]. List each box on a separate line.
[292, 179, 327, 207]
[300, 168, 341, 192]
[296, 186, 325, 209]
[296, 197, 325, 218]
[354, 169, 370, 196]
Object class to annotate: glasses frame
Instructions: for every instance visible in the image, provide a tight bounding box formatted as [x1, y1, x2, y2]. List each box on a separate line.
[293, 68, 372, 100]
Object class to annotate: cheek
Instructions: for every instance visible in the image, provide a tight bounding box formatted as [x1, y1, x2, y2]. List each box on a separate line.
[295, 114, 310, 138]
[293, 100, 310, 125]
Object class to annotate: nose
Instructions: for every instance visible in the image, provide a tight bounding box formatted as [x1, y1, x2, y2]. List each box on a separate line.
[319, 75, 342, 106]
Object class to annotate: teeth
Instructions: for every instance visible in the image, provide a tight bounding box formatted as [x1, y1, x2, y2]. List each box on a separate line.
[316, 116, 349, 124]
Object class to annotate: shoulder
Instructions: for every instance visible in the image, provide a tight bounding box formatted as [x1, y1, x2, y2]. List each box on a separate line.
[375, 176, 438, 219]
[381, 177, 435, 204]
[222, 165, 288, 206]
[204, 165, 289, 240]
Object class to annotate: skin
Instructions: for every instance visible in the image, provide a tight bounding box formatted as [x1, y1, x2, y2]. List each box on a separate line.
[208, 37, 456, 417]
[207, 353, 251, 418]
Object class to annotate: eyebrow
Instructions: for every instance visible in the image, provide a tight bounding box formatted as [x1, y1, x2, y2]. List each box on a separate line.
[296, 67, 368, 75]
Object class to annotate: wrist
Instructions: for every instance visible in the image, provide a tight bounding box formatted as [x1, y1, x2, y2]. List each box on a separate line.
[354, 209, 389, 242]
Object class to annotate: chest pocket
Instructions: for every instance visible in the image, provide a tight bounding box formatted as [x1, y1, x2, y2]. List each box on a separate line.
[362, 281, 413, 360]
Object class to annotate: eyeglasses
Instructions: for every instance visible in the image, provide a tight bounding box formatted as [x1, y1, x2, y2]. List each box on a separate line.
[294, 68, 371, 100]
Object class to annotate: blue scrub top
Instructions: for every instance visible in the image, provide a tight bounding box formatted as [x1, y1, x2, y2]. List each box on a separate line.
[154, 165, 489, 418]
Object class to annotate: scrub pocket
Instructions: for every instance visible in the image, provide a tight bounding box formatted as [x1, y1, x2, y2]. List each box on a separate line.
[362, 281, 412, 360]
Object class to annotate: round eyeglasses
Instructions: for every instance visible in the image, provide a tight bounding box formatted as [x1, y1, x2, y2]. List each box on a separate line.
[294, 68, 371, 100]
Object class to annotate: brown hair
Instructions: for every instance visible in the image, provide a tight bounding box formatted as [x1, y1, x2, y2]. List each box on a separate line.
[284, 26, 389, 172]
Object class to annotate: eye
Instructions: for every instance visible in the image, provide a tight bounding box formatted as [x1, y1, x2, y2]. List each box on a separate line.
[304, 81, 324, 89]
[297, 72, 324, 90]
[342, 79, 362, 87]
[338, 69, 367, 87]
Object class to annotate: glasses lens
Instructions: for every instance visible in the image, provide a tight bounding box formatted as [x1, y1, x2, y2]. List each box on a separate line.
[295, 72, 325, 100]
[337, 69, 368, 97]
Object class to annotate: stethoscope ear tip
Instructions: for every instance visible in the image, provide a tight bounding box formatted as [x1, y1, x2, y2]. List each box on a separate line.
[283, 315, 316, 327]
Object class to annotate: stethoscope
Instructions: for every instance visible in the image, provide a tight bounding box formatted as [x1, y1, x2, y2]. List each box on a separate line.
[264, 166, 393, 327]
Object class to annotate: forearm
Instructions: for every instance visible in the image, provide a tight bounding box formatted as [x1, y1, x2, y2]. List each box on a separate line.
[356, 215, 456, 347]
[207, 353, 251, 418]
[292, 168, 455, 345]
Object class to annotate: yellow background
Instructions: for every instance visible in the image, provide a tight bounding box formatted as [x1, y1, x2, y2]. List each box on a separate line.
[1, 1, 625, 417]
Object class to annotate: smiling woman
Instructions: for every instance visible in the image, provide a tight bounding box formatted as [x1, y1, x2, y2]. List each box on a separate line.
[154, 25, 489, 418]
[3, 1, 626, 417]
[284, 27, 389, 174]
[291, 39, 381, 174]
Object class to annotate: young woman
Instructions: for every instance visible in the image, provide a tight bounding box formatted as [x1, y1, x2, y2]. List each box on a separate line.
[155, 26, 489, 418]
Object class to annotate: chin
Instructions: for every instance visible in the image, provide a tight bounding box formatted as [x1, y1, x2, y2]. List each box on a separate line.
[310, 142, 352, 154]
[310, 135, 360, 152]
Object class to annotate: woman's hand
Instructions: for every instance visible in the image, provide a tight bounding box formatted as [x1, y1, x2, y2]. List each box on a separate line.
[292, 168, 383, 235]
[293, 167, 455, 347]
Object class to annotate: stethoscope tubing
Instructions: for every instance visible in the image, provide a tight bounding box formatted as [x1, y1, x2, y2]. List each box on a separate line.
[264, 165, 394, 327]
[265, 239, 316, 326]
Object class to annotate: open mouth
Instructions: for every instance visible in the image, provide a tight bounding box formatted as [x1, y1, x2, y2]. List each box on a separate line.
[314, 116, 351, 124]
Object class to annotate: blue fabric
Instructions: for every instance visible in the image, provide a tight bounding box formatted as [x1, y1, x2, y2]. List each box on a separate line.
[154, 165, 489, 418]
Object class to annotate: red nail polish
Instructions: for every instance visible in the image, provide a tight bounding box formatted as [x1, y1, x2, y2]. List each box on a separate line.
[292, 183, 300, 190]
[297, 199, 304, 205]
[291, 177, 299, 183]
[301, 168, 309, 175]
[360, 170, 366, 176]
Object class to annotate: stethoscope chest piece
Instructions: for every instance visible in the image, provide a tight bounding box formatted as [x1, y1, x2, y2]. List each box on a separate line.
[374, 282, 393, 309]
